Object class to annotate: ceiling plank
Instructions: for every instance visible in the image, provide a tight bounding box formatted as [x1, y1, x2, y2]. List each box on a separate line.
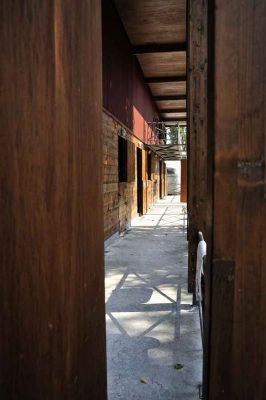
[156, 99, 186, 109]
[113, 0, 187, 45]
[161, 112, 187, 118]
[149, 81, 186, 96]
[137, 52, 186, 77]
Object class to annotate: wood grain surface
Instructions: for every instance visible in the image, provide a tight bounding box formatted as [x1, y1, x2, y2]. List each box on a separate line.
[0, 1, 107, 399]
[114, 0, 186, 45]
[187, 0, 208, 293]
[209, 0, 266, 398]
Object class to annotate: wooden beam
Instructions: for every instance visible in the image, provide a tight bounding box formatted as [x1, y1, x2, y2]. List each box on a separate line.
[188, 0, 208, 294]
[132, 43, 186, 54]
[145, 76, 186, 83]
[154, 95, 186, 101]
[163, 117, 187, 122]
[162, 118, 187, 126]
[165, 122, 186, 128]
[159, 108, 187, 113]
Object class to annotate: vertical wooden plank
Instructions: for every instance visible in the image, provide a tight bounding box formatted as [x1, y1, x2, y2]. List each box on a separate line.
[208, 0, 238, 396]
[127, 141, 136, 183]
[0, 1, 107, 399]
[188, 2, 214, 396]
[142, 149, 148, 213]
[202, 0, 215, 397]
[159, 160, 163, 199]
[209, 0, 266, 398]
[187, 0, 208, 293]
[163, 162, 167, 197]
[137, 147, 143, 214]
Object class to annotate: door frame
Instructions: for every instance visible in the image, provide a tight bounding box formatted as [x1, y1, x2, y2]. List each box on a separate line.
[137, 147, 143, 215]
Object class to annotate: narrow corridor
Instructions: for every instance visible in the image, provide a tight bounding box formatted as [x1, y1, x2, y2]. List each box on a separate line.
[105, 196, 202, 400]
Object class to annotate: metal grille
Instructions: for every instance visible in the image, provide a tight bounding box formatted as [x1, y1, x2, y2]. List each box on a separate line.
[146, 122, 187, 160]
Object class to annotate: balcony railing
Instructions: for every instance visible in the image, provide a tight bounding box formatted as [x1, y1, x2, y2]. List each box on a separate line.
[146, 122, 187, 150]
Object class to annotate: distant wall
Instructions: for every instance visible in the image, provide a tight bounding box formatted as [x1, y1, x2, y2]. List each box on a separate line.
[166, 161, 181, 195]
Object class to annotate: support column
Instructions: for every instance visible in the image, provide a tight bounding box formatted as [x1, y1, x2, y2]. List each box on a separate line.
[0, 1, 107, 399]
[187, 0, 208, 293]
[208, 0, 266, 398]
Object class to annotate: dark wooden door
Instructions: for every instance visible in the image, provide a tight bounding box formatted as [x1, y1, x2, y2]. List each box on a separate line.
[137, 148, 143, 214]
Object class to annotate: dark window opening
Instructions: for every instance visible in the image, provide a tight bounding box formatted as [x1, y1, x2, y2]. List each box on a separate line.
[118, 136, 128, 182]
[147, 153, 152, 180]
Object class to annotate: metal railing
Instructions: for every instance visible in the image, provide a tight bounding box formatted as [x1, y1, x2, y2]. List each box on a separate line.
[146, 122, 187, 148]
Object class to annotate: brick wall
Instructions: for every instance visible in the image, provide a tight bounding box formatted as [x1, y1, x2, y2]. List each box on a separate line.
[103, 110, 165, 240]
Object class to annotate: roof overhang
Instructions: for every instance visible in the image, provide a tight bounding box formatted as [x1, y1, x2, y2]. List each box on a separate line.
[113, 0, 187, 126]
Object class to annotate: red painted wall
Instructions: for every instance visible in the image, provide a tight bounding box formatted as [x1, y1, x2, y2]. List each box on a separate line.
[102, 0, 158, 141]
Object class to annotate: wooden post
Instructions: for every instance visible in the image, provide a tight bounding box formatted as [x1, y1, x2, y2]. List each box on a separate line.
[188, 2, 214, 396]
[0, 1, 107, 399]
[187, 0, 208, 293]
[208, 0, 266, 398]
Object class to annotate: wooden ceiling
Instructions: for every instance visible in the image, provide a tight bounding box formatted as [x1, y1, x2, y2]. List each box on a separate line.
[136, 51, 186, 78]
[149, 81, 186, 96]
[156, 99, 186, 110]
[114, 0, 187, 125]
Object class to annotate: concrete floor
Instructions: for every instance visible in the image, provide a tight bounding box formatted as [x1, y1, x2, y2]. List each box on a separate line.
[105, 196, 202, 400]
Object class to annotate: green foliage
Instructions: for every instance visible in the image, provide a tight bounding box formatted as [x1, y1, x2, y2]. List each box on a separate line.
[166, 125, 187, 145]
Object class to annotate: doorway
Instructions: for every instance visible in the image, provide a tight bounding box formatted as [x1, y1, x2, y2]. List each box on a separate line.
[137, 147, 143, 215]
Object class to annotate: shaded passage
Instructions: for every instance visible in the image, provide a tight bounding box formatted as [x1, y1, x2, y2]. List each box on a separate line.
[105, 196, 202, 399]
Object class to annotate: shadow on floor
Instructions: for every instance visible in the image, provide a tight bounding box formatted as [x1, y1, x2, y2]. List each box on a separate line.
[105, 196, 202, 400]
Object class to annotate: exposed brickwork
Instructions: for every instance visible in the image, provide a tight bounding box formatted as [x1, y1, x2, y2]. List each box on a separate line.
[103, 110, 166, 239]
[103, 112, 119, 238]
